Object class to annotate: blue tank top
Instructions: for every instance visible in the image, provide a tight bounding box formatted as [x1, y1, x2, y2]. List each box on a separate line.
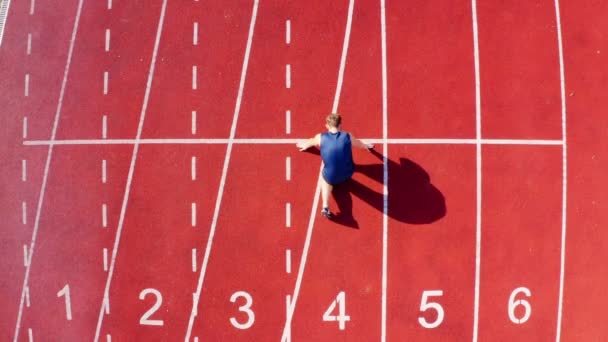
[320, 131, 355, 185]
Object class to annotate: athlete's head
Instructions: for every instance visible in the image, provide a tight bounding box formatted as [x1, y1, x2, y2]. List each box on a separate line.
[325, 113, 342, 129]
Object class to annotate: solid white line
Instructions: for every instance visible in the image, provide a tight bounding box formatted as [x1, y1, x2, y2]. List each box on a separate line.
[103, 248, 108, 271]
[554, 0, 568, 340]
[331, 0, 354, 113]
[191, 202, 197, 227]
[192, 248, 197, 272]
[193, 22, 198, 45]
[25, 287, 30, 307]
[380, 0, 388, 339]
[286, 156, 291, 181]
[102, 160, 107, 183]
[23, 245, 29, 266]
[107, 0, 111, 10]
[25, 74, 30, 97]
[192, 293, 198, 316]
[27, 328, 33, 342]
[285, 295, 292, 342]
[102, 204, 108, 228]
[192, 66, 197, 90]
[102, 115, 107, 139]
[185, 2, 258, 340]
[22, 202, 27, 225]
[13, 0, 83, 342]
[286, 249, 291, 274]
[285, 202, 291, 228]
[191, 156, 197, 180]
[27, 33, 32, 55]
[103, 71, 109, 95]
[22, 160, 27, 182]
[94, 1, 168, 340]
[471, 0, 482, 340]
[191, 111, 197, 135]
[23, 117, 28, 139]
[285, 19, 291, 45]
[105, 29, 110, 52]
[286, 64, 291, 89]
[103, 296, 110, 314]
[285, 110, 291, 134]
[29, 0, 34, 15]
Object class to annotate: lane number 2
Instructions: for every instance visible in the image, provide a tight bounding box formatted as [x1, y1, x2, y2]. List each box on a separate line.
[508, 287, 532, 324]
[322, 291, 351, 330]
[230, 291, 255, 329]
[139, 288, 164, 326]
[418, 290, 444, 329]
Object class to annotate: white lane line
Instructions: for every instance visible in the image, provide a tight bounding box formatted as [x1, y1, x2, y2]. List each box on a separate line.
[192, 293, 198, 316]
[285, 295, 292, 342]
[25, 74, 30, 97]
[285, 249, 292, 274]
[102, 204, 108, 228]
[23, 245, 29, 266]
[25, 287, 30, 307]
[285, 64, 291, 89]
[27, 33, 32, 55]
[106, 335, 111, 342]
[103, 71, 109, 95]
[29, 0, 34, 15]
[285, 202, 291, 228]
[23, 117, 28, 139]
[192, 248, 197, 272]
[194, 337, 199, 342]
[22, 201, 27, 225]
[471, 0, 482, 340]
[94, 0, 168, 340]
[191, 203, 197, 227]
[103, 296, 110, 314]
[191, 111, 197, 135]
[22, 160, 27, 182]
[105, 29, 110, 52]
[103, 248, 108, 271]
[191, 156, 197, 180]
[285, 110, 291, 134]
[380, 0, 388, 339]
[285, 19, 291, 45]
[185, 1, 259, 340]
[102, 160, 107, 183]
[193, 22, 198, 45]
[27, 328, 33, 342]
[192, 66, 197, 90]
[554, 0, 568, 340]
[107, 0, 111, 10]
[331, 0, 355, 113]
[285, 156, 291, 181]
[102, 115, 107, 139]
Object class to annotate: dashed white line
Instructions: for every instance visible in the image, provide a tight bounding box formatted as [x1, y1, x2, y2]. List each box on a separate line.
[103, 71, 109, 95]
[285, 19, 291, 45]
[23, 117, 28, 139]
[192, 248, 197, 272]
[285, 249, 291, 274]
[102, 115, 108, 139]
[103, 248, 108, 271]
[191, 156, 197, 181]
[25, 287, 30, 307]
[285, 202, 291, 228]
[191, 111, 197, 135]
[22, 201, 27, 225]
[102, 204, 108, 228]
[193, 22, 198, 45]
[23, 245, 29, 266]
[105, 29, 110, 52]
[192, 66, 197, 90]
[29, 0, 34, 15]
[285, 110, 291, 134]
[106, 335, 111, 342]
[191, 202, 197, 227]
[285, 156, 291, 181]
[285, 64, 291, 89]
[193, 337, 199, 342]
[24, 74, 29, 97]
[27, 33, 32, 55]
[27, 328, 33, 342]
[22, 160, 27, 182]
[102, 159, 107, 183]
[107, 0, 112, 10]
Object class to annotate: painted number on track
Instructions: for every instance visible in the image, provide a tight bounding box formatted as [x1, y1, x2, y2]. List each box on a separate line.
[508, 287, 532, 324]
[57, 284, 73, 321]
[230, 291, 255, 330]
[418, 290, 444, 329]
[139, 288, 164, 326]
[322, 291, 351, 330]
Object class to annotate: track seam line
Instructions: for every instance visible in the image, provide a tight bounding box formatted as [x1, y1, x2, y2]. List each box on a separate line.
[184, 1, 259, 340]
[553, 0, 568, 340]
[93, 0, 168, 340]
[12, 0, 85, 340]
[380, 0, 388, 339]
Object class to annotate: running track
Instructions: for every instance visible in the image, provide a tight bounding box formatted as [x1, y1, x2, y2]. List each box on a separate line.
[0, 0, 606, 341]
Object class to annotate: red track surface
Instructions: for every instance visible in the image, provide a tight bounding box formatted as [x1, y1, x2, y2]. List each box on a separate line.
[1, 0, 607, 341]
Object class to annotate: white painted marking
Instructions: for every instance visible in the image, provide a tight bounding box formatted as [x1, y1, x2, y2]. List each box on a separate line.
[192, 293, 198, 316]
[106, 335, 111, 342]
[103, 296, 110, 314]
[185, 2, 259, 340]
[286, 202, 291, 228]
[102, 115, 107, 139]
[191, 202, 197, 227]
[194, 338, 199, 342]
[22, 201, 27, 225]
[332, 0, 355, 113]
[103, 248, 108, 271]
[192, 66, 197, 90]
[23, 117, 28, 139]
[94, 0, 168, 339]
[28, 328, 33, 342]
[191, 111, 197, 135]
[27, 33, 32, 55]
[103, 71, 109, 95]
[554, 0, 568, 340]
[285, 64, 291, 89]
[29, 0, 34, 15]
[107, 0, 111, 10]
[0, 0, 13, 47]
[22, 160, 27, 182]
[25, 287, 30, 307]
[471, 0, 482, 340]
[193, 22, 198, 45]
[285, 249, 291, 274]
[191, 156, 196, 180]
[23, 245, 29, 266]
[285, 110, 291, 134]
[13, 0, 85, 339]
[102, 204, 108, 228]
[285, 156, 291, 181]
[285, 20, 291, 44]
[380, 0, 388, 339]
[192, 248, 197, 272]
[285, 295, 292, 342]
[102, 160, 107, 183]
[105, 29, 110, 52]
[25, 74, 30, 97]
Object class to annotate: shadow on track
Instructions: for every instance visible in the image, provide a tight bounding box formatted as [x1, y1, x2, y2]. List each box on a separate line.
[305, 148, 446, 229]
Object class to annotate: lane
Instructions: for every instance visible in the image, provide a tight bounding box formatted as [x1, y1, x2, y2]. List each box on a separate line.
[386, 145, 476, 340]
[478, 146, 562, 341]
[386, 0, 475, 139]
[477, 0, 562, 140]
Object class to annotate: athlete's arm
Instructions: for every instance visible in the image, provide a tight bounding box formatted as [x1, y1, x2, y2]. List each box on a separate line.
[350, 134, 374, 150]
[296, 133, 321, 151]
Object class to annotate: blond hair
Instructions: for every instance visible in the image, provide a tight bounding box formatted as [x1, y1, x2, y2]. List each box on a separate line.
[325, 113, 342, 128]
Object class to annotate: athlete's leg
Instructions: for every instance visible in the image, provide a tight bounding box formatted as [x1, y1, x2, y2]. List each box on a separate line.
[320, 177, 333, 209]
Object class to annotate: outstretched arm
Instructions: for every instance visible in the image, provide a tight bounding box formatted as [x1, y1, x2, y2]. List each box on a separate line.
[350, 134, 374, 150]
[296, 133, 321, 151]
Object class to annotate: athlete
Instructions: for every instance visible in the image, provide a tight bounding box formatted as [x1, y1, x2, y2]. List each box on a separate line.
[296, 113, 373, 218]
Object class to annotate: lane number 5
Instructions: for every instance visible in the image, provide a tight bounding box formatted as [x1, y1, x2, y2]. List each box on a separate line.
[418, 290, 444, 329]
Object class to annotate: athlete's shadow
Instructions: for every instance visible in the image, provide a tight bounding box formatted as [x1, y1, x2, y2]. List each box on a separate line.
[330, 149, 447, 228]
